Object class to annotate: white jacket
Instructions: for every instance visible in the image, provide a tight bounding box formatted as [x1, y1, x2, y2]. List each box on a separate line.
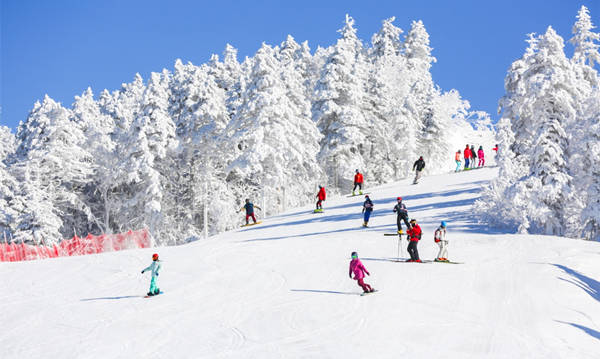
[434, 227, 447, 242]
[142, 261, 161, 278]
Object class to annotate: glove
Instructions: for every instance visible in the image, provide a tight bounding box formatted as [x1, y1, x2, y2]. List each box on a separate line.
[156, 273, 159, 276]
[141, 270, 144, 274]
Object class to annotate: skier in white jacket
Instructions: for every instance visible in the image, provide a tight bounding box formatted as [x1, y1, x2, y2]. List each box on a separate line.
[434, 222, 449, 262]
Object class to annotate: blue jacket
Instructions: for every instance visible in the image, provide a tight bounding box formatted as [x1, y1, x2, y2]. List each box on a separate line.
[142, 261, 161, 278]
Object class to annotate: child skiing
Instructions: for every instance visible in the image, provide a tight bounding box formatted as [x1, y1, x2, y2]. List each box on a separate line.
[406, 219, 422, 262]
[412, 156, 425, 184]
[315, 185, 326, 212]
[393, 197, 410, 234]
[477, 146, 485, 167]
[434, 221, 449, 262]
[349, 251, 374, 294]
[141, 253, 162, 296]
[353, 169, 364, 196]
[455, 150, 462, 172]
[362, 195, 374, 227]
[239, 199, 261, 225]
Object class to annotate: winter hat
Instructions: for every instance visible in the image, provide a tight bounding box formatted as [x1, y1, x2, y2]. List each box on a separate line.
[458, 149, 461, 153]
[397, 196, 402, 201]
[441, 221, 447, 228]
[245, 199, 250, 203]
[351, 251, 358, 259]
[365, 195, 370, 198]
[410, 219, 417, 224]
[355, 169, 359, 173]
[152, 253, 159, 260]
[419, 156, 423, 160]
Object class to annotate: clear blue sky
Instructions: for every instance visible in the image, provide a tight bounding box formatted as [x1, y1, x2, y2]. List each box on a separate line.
[1, 0, 598, 131]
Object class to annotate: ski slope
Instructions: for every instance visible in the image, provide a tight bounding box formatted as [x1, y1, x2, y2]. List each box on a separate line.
[2, 167, 599, 359]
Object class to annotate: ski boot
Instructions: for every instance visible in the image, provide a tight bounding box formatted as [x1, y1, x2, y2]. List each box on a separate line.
[359, 190, 363, 195]
[154, 288, 160, 295]
[147, 292, 154, 296]
[397, 229, 404, 235]
[352, 191, 355, 196]
[362, 222, 368, 227]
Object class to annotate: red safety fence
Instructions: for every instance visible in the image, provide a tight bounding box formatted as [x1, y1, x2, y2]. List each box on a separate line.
[0, 229, 152, 262]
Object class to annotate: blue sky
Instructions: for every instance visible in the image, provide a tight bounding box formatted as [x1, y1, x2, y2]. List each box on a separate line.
[1, 0, 598, 130]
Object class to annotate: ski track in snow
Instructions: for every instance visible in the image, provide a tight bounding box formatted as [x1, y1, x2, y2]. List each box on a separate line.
[2, 167, 600, 358]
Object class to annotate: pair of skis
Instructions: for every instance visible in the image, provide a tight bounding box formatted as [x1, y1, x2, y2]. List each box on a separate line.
[383, 233, 462, 264]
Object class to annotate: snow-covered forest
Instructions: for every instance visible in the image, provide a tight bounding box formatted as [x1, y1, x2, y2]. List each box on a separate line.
[476, 6, 600, 241]
[1, 15, 493, 245]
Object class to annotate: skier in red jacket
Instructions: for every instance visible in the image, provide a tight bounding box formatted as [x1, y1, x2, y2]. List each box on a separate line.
[315, 185, 326, 212]
[406, 219, 422, 262]
[464, 145, 472, 170]
[353, 169, 364, 195]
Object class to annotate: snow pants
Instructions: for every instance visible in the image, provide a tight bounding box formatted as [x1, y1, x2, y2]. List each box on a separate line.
[455, 160, 461, 172]
[397, 214, 410, 231]
[436, 240, 448, 259]
[478, 158, 485, 167]
[245, 213, 257, 224]
[407, 240, 420, 261]
[464, 158, 470, 169]
[364, 210, 372, 224]
[149, 276, 159, 294]
[353, 182, 363, 192]
[316, 200, 323, 209]
[413, 170, 422, 184]
[357, 278, 372, 293]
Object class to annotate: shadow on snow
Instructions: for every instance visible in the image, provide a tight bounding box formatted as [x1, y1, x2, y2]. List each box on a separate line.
[556, 320, 600, 341]
[80, 295, 141, 301]
[551, 263, 600, 303]
[290, 289, 360, 296]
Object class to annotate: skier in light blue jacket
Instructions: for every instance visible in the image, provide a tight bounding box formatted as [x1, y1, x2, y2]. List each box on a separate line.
[141, 253, 161, 296]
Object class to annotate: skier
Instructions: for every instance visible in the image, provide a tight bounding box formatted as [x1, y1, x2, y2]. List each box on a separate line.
[455, 150, 462, 172]
[315, 185, 326, 212]
[470, 145, 477, 168]
[362, 195, 374, 227]
[238, 199, 261, 225]
[349, 251, 374, 294]
[141, 253, 161, 296]
[478, 146, 485, 167]
[393, 197, 411, 234]
[434, 221, 449, 262]
[463, 145, 471, 170]
[412, 156, 425, 184]
[352, 169, 364, 196]
[406, 219, 422, 262]
[492, 144, 498, 154]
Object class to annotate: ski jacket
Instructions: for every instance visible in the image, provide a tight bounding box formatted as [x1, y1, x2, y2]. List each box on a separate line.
[317, 187, 326, 201]
[434, 226, 447, 243]
[407, 224, 422, 242]
[464, 147, 471, 159]
[363, 198, 374, 212]
[413, 159, 425, 171]
[393, 203, 408, 216]
[142, 260, 161, 278]
[354, 173, 364, 184]
[243, 203, 255, 215]
[478, 149, 484, 159]
[493, 146, 498, 153]
[455, 152, 461, 161]
[349, 258, 370, 280]
[471, 147, 477, 158]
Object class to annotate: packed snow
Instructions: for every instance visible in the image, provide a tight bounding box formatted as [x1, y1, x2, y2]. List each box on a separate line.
[2, 167, 599, 359]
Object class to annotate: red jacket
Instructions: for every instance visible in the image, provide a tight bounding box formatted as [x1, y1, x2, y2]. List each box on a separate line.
[354, 173, 363, 184]
[464, 147, 471, 159]
[407, 224, 422, 242]
[317, 187, 326, 201]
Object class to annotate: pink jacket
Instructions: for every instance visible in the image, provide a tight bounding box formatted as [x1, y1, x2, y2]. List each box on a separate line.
[478, 149, 484, 159]
[349, 258, 370, 280]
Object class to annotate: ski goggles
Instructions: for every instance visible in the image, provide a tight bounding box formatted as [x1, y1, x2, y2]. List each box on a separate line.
[351, 254, 358, 259]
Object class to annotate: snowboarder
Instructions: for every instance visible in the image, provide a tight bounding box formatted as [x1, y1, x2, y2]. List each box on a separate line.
[353, 169, 364, 196]
[455, 150, 462, 172]
[393, 197, 411, 234]
[315, 185, 326, 212]
[349, 251, 374, 294]
[464, 145, 471, 169]
[141, 253, 161, 296]
[406, 219, 422, 262]
[362, 195, 374, 227]
[238, 199, 261, 225]
[434, 221, 449, 262]
[477, 146, 485, 167]
[412, 156, 425, 184]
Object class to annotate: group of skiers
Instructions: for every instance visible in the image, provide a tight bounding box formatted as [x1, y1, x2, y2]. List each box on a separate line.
[455, 144, 497, 172]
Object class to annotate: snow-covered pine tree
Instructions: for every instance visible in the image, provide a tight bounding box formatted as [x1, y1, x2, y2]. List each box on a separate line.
[225, 43, 323, 214]
[313, 15, 370, 190]
[0, 126, 19, 239]
[208, 44, 244, 120]
[580, 88, 600, 241]
[12, 96, 94, 244]
[570, 5, 600, 68]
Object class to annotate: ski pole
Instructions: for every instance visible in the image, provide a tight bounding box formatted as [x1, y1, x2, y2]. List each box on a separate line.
[397, 235, 401, 260]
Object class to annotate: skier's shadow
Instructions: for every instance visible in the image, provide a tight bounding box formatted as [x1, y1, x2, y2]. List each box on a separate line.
[290, 289, 360, 296]
[80, 295, 141, 301]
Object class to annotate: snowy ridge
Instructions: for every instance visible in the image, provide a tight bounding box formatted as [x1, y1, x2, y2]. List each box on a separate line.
[1, 167, 599, 358]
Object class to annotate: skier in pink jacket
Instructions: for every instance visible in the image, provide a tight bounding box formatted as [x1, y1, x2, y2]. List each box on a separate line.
[349, 252, 374, 293]
[477, 146, 485, 167]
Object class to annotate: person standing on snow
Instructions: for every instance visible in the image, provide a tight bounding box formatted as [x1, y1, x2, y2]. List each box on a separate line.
[239, 199, 261, 225]
[464, 145, 471, 170]
[315, 185, 326, 212]
[362, 195, 374, 227]
[412, 156, 425, 184]
[434, 221, 449, 262]
[470, 145, 477, 167]
[393, 197, 411, 234]
[406, 219, 422, 262]
[141, 253, 161, 296]
[353, 169, 364, 196]
[455, 150, 462, 172]
[349, 251, 374, 294]
[477, 146, 485, 167]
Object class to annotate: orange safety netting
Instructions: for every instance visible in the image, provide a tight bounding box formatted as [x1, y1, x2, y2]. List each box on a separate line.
[0, 229, 151, 262]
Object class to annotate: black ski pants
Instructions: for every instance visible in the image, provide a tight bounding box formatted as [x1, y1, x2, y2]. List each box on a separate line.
[353, 182, 363, 192]
[397, 214, 410, 231]
[407, 240, 420, 261]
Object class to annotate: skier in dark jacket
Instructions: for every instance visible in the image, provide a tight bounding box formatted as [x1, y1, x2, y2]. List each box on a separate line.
[362, 195, 374, 227]
[412, 156, 425, 184]
[406, 219, 422, 262]
[393, 197, 411, 234]
[239, 199, 261, 225]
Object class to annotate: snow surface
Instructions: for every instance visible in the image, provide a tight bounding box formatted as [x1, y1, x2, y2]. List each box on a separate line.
[2, 167, 599, 358]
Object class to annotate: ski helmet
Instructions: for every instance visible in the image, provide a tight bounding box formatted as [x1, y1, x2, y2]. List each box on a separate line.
[355, 169, 359, 173]
[152, 253, 159, 260]
[397, 196, 402, 201]
[351, 251, 358, 259]
[245, 198, 250, 203]
[410, 218, 417, 224]
[441, 221, 447, 228]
